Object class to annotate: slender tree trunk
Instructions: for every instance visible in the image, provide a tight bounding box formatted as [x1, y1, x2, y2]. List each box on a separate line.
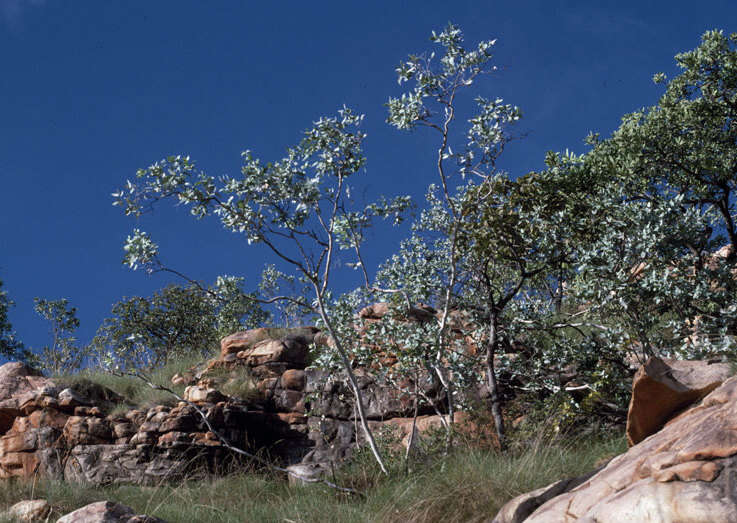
[315, 294, 388, 475]
[486, 311, 506, 450]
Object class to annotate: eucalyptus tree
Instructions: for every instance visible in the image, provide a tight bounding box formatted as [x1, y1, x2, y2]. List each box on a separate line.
[31, 298, 87, 375]
[561, 30, 737, 361]
[584, 30, 737, 255]
[0, 279, 23, 359]
[386, 23, 522, 436]
[92, 280, 267, 371]
[114, 108, 409, 474]
[454, 173, 576, 446]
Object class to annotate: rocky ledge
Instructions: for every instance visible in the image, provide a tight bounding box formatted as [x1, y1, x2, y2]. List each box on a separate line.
[494, 357, 737, 522]
[0, 324, 474, 485]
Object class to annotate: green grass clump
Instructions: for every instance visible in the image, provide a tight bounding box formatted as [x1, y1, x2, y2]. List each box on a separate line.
[53, 352, 210, 413]
[0, 433, 625, 522]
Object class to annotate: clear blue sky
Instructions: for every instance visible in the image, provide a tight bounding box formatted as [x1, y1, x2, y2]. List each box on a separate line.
[2, 0, 737, 353]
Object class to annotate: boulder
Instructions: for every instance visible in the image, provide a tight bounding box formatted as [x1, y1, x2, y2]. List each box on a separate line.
[56, 501, 166, 523]
[236, 338, 308, 368]
[3, 499, 51, 522]
[0, 362, 48, 401]
[63, 416, 113, 446]
[495, 373, 737, 522]
[492, 470, 599, 523]
[280, 369, 306, 391]
[220, 328, 273, 358]
[182, 385, 226, 404]
[626, 356, 731, 445]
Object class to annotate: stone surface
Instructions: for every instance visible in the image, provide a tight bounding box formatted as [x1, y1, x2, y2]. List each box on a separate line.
[626, 356, 731, 445]
[182, 385, 226, 404]
[280, 369, 306, 391]
[56, 501, 166, 523]
[495, 373, 737, 522]
[4, 499, 51, 522]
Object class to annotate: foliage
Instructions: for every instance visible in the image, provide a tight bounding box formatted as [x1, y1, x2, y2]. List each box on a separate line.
[0, 279, 23, 359]
[92, 281, 268, 371]
[114, 105, 412, 473]
[586, 30, 737, 247]
[30, 297, 88, 375]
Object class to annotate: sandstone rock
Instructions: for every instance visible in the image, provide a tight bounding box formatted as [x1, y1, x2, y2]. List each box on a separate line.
[492, 470, 599, 523]
[0, 450, 39, 479]
[280, 369, 306, 391]
[56, 501, 166, 523]
[0, 362, 48, 402]
[129, 432, 158, 446]
[496, 374, 737, 522]
[0, 398, 21, 435]
[236, 339, 307, 367]
[220, 327, 273, 357]
[74, 406, 103, 417]
[59, 444, 232, 485]
[112, 422, 137, 440]
[182, 385, 226, 404]
[58, 387, 91, 410]
[63, 416, 113, 446]
[626, 356, 731, 445]
[272, 389, 304, 413]
[4, 499, 51, 522]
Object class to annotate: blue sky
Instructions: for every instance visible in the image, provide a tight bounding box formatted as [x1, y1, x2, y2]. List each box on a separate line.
[2, 1, 737, 353]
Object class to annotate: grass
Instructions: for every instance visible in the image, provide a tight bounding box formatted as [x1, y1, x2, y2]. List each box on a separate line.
[52, 352, 212, 413]
[0, 433, 626, 522]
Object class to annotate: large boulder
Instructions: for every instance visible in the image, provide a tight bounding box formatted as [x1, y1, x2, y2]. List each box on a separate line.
[495, 372, 737, 522]
[626, 356, 731, 445]
[220, 327, 319, 361]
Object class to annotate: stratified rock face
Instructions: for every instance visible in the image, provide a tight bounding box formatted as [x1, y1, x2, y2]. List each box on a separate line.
[56, 501, 166, 523]
[495, 373, 737, 523]
[626, 357, 731, 445]
[0, 324, 454, 485]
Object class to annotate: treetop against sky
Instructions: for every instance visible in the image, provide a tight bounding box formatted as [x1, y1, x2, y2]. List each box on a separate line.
[2, 0, 737, 351]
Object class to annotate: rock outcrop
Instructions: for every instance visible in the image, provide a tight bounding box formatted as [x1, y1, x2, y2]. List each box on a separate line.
[494, 360, 737, 522]
[626, 356, 732, 445]
[0, 322, 455, 485]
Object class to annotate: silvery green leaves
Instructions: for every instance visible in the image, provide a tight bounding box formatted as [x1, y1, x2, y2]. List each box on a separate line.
[387, 23, 498, 137]
[123, 229, 160, 272]
[463, 98, 521, 175]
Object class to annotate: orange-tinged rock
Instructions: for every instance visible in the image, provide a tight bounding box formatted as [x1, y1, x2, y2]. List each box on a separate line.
[280, 369, 306, 391]
[62, 416, 113, 446]
[0, 430, 37, 453]
[0, 451, 39, 479]
[626, 356, 731, 445]
[236, 338, 308, 367]
[495, 372, 737, 522]
[653, 460, 722, 482]
[220, 328, 272, 358]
